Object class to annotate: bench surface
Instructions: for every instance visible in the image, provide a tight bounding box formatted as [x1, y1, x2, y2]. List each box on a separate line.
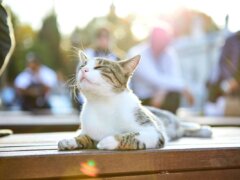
[1, 112, 240, 133]
[0, 127, 240, 179]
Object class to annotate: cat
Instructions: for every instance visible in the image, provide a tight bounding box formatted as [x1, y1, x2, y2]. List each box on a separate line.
[58, 52, 212, 150]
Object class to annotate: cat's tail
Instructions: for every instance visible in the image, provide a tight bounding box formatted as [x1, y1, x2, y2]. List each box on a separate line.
[180, 121, 212, 138]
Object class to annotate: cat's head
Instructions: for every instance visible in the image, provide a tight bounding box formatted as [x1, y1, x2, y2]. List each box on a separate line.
[76, 51, 140, 97]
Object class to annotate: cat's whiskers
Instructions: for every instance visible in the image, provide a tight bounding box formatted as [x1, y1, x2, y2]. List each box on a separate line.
[63, 47, 80, 60]
[65, 75, 81, 103]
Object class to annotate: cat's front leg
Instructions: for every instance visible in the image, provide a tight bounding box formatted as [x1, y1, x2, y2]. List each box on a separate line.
[97, 130, 166, 150]
[58, 133, 95, 151]
[58, 138, 79, 150]
[97, 132, 146, 150]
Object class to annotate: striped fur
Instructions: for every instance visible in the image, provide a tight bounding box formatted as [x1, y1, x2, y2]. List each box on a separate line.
[96, 58, 129, 92]
[115, 132, 146, 150]
[135, 107, 154, 125]
[75, 135, 96, 149]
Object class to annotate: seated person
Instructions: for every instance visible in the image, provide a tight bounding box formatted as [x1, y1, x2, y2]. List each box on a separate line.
[85, 27, 119, 60]
[205, 31, 240, 116]
[128, 26, 194, 113]
[14, 53, 57, 111]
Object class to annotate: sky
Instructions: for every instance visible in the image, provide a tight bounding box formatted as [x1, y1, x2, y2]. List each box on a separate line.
[4, 0, 240, 38]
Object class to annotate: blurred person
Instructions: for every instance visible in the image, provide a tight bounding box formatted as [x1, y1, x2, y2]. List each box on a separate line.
[0, 83, 16, 109]
[128, 26, 194, 113]
[14, 53, 57, 111]
[205, 31, 240, 116]
[85, 27, 119, 60]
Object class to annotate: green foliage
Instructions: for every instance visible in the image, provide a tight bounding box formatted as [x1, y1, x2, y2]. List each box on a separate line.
[38, 13, 63, 69]
[5, 11, 64, 83]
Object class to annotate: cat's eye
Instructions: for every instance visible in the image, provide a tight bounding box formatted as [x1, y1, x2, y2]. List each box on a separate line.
[94, 66, 104, 70]
[78, 61, 87, 69]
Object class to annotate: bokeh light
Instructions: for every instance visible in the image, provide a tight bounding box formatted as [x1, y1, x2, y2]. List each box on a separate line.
[80, 160, 99, 177]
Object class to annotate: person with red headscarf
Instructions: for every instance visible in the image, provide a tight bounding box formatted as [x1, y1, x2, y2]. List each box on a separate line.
[128, 26, 194, 113]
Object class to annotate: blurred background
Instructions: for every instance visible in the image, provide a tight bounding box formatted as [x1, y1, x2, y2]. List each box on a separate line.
[0, 0, 240, 133]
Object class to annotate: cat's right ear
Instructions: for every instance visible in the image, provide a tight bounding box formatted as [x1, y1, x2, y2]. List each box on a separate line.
[119, 55, 141, 75]
[79, 51, 88, 62]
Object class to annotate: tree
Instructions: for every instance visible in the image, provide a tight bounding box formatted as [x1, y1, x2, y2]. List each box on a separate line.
[70, 3, 138, 58]
[37, 12, 63, 70]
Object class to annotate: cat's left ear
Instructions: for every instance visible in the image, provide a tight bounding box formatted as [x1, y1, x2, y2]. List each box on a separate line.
[79, 51, 88, 62]
[119, 55, 141, 75]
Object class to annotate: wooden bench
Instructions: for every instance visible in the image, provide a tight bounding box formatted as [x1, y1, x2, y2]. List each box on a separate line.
[0, 112, 79, 133]
[1, 112, 240, 133]
[0, 127, 240, 179]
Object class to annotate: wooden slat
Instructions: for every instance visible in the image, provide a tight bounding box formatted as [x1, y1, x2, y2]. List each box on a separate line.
[0, 132, 74, 145]
[74, 169, 240, 180]
[0, 127, 239, 148]
[0, 148, 240, 179]
[0, 145, 57, 152]
[184, 116, 240, 126]
[1, 113, 240, 133]
[0, 114, 79, 125]
[1, 112, 239, 126]
[0, 113, 79, 133]
[1, 115, 239, 126]
[0, 127, 240, 153]
[1, 142, 240, 153]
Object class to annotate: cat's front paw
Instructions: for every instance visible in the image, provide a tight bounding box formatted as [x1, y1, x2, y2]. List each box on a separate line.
[97, 136, 119, 150]
[58, 138, 80, 151]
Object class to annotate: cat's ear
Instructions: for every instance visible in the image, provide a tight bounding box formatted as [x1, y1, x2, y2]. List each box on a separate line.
[79, 51, 88, 62]
[119, 55, 141, 75]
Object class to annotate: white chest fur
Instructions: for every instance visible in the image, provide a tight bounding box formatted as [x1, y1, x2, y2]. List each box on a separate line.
[80, 91, 140, 141]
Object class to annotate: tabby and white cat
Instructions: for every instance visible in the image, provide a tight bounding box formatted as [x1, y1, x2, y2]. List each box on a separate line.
[58, 52, 212, 150]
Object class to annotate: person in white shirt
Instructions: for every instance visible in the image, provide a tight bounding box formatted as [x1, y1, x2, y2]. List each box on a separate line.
[14, 53, 57, 111]
[129, 26, 194, 113]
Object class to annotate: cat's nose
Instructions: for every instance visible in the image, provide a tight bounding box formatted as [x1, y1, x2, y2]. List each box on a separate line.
[82, 67, 89, 73]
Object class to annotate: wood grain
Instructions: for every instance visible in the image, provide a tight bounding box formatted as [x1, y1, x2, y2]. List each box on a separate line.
[0, 127, 240, 179]
[74, 169, 240, 180]
[1, 113, 240, 133]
